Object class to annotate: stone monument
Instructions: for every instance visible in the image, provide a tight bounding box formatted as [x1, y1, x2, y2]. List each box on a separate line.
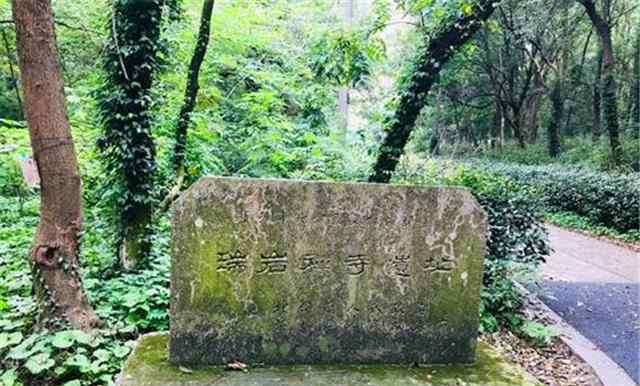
[117, 177, 541, 386]
[170, 177, 486, 365]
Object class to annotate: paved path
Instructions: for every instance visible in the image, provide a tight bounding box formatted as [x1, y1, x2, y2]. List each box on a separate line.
[534, 225, 640, 384]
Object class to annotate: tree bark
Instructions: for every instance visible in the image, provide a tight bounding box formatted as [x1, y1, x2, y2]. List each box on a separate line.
[578, 0, 623, 165]
[524, 92, 542, 143]
[172, 0, 214, 176]
[492, 99, 504, 150]
[592, 47, 602, 141]
[12, 0, 98, 330]
[632, 28, 639, 139]
[369, 0, 497, 183]
[548, 78, 563, 157]
[564, 28, 592, 136]
[337, 0, 353, 132]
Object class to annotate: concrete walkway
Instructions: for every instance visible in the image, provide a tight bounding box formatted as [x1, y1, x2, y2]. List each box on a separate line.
[535, 225, 640, 384]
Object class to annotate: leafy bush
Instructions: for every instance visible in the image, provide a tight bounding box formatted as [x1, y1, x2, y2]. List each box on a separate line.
[0, 126, 32, 200]
[395, 159, 550, 331]
[546, 211, 640, 242]
[1, 329, 131, 386]
[439, 135, 640, 173]
[515, 320, 559, 347]
[0, 194, 171, 386]
[465, 161, 640, 233]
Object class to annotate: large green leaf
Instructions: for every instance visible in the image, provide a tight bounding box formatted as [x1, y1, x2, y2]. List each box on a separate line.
[0, 368, 19, 386]
[24, 352, 55, 375]
[0, 332, 23, 350]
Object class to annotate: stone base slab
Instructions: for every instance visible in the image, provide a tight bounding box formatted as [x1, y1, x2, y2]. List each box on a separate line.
[117, 333, 541, 386]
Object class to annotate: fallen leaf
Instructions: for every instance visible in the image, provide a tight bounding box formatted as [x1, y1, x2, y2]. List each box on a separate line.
[179, 366, 193, 374]
[225, 361, 248, 372]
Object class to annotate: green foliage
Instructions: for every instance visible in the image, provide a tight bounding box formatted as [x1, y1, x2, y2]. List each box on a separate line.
[0, 191, 171, 386]
[546, 211, 640, 242]
[446, 136, 640, 172]
[466, 160, 640, 233]
[309, 30, 385, 88]
[0, 126, 31, 202]
[148, 0, 339, 182]
[2, 327, 132, 386]
[514, 320, 559, 347]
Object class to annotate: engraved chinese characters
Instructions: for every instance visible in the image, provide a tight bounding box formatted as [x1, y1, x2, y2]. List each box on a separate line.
[216, 251, 453, 279]
[170, 177, 487, 366]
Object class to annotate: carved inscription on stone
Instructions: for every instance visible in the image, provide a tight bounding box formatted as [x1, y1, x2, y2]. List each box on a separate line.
[299, 254, 331, 272]
[216, 251, 248, 273]
[344, 255, 370, 276]
[384, 255, 412, 278]
[213, 253, 459, 278]
[256, 252, 288, 274]
[424, 255, 456, 273]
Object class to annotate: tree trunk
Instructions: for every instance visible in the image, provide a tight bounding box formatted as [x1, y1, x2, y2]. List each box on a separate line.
[524, 93, 542, 143]
[548, 78, 563, 157]
[12, 0, 98, 330]
[99, 0, 170, 269]
[492, 99, 504, 151]
[172, 0, 214, 176]
[592, 48, 602, 141]
[510, 108, 527, 148]
[337, 0, 353, 132]
[632, 29, 639, 139]
[565, 28, 592, 136]
[369, 0, 497, 183]
[579, 0, 623, 165]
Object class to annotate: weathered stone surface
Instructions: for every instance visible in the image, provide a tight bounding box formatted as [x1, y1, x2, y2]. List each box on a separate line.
[118, 333, 542, 386]
[170, 177, 487, 366]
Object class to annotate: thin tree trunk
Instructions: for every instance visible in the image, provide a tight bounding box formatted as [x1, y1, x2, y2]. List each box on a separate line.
[565, 28, 592, 136]
[632, 29, 639, 139]
[510, 108, 526, 148]
[524, 93, 542, 143]
[492, 99, 504, 151]
[172, 0, 214, 176]
[1, 27, 23, 120]
[548, 78, 563, 157]
[337, 0, 353, 132]
[369, 0, 497, 183]
[592, 48, 602, 141]
[12, 0, 98, 330]
[430, 89, 443, 155]
[160, 0, 214, 212]
[579, 0, 623, 165]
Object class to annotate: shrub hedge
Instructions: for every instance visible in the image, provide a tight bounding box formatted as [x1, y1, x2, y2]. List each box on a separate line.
[466, 161, 640, 233]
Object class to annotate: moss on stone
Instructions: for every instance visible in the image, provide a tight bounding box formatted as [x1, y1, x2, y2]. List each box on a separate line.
[118, 333, 542, 386]
[170, 178, 487, 365]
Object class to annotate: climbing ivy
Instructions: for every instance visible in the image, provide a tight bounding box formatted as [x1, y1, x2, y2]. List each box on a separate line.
[96, 0, 180, 268]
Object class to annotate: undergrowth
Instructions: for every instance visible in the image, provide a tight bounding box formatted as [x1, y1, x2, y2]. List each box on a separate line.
[546, 211, 640, 243]
[0, 192, 172, 386]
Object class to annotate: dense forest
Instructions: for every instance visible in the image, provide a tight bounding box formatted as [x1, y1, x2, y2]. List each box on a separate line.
[0, 0, 638, 385]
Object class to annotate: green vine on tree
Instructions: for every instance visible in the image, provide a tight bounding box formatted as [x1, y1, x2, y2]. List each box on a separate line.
[96, 0, 181, 270]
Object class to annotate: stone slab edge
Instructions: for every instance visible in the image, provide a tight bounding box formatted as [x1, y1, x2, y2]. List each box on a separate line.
[516, 282, 636, 386]
[116, 332, 543, 386]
